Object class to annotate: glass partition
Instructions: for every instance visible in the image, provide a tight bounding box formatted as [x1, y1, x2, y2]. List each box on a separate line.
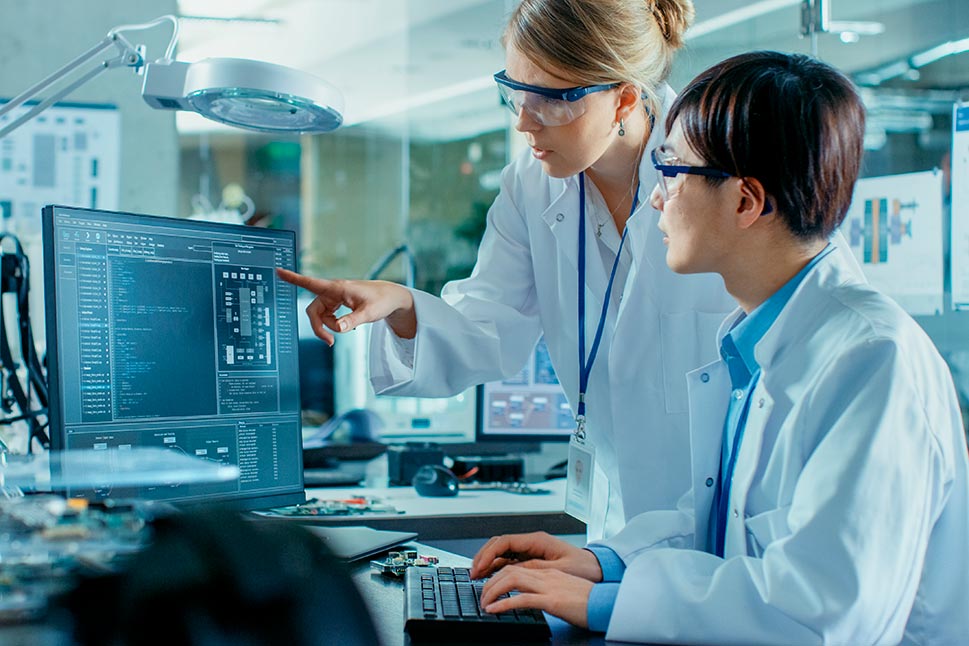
[167, 0, 968, 432]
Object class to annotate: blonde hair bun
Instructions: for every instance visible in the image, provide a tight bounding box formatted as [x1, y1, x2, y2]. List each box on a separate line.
[651, 0, 695, 49]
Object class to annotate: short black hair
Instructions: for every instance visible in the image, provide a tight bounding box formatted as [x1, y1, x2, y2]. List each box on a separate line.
[668, 51, 866, 239]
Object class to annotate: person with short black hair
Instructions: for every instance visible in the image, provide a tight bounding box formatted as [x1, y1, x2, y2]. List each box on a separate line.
[472, 51, 969, 645]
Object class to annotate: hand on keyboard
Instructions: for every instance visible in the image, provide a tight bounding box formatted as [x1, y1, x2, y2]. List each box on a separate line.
[479, 564, 594, 629]
[471, 531, 602, 582]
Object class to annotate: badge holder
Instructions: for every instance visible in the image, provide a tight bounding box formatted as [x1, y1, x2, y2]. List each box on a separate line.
[564, 415, 595, 523]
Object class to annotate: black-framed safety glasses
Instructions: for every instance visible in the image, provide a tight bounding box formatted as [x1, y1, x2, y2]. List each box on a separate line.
[651, 147, 773, 214]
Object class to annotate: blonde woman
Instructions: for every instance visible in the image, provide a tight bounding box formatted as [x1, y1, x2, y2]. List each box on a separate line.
[280, 0, 735, 540]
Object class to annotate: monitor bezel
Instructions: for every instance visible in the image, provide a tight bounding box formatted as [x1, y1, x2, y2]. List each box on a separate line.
[42, 204, 306, 511]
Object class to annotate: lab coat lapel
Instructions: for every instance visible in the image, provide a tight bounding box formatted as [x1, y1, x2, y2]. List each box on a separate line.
[687, 360, 730, 552]
[724, 385, 774, 557]
[540, 176, 611, 309]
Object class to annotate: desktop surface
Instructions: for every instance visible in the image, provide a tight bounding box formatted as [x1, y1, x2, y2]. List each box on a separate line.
[251, 479, 585, 540]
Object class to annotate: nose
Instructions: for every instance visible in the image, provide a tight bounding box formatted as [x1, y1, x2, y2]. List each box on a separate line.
[649, 183, 664, 212]
[514, 108, 541, 133]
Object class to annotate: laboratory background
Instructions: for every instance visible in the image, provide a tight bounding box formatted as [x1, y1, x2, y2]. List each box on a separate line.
[0, 0, 967, 445]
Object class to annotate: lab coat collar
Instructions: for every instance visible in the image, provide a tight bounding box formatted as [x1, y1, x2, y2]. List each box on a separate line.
[752, 242, 865, 374]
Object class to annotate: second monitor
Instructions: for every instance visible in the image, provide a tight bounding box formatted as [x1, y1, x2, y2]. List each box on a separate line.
[476, 337, 572, 443]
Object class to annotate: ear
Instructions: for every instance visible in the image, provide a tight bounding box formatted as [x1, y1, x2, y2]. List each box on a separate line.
[734, 177, 771, 230]
[615, 83, 642, 121]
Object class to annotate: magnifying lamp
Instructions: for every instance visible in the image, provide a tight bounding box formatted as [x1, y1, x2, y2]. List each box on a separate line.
[0, 15, 344, 139]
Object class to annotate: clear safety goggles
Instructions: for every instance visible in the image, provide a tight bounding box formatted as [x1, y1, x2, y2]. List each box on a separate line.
[493, 70, 620, 127]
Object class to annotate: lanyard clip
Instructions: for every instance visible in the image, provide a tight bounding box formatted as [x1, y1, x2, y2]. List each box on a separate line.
[574, 414, 587, 443]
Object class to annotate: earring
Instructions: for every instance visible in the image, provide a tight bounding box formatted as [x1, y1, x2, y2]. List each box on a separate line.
[618, 119, 625, 137]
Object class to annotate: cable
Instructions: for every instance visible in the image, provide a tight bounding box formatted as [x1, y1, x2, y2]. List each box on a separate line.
[108, 14, 179, 62]
[0, 233, 50, 451]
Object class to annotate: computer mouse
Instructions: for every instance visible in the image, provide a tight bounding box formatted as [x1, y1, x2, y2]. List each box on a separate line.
[412, 465, 459, 497]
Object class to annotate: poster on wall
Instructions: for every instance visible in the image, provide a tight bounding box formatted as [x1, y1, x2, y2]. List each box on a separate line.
[0, 100, 120, 236]
[951, 104, 969, 310]
[842, 170, 944, 316]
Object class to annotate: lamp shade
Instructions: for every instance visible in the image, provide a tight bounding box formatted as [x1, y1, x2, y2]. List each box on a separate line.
[142, 58, 344, 134]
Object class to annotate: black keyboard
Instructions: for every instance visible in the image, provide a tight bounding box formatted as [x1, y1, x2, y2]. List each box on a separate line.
[404, 566, 551, 643]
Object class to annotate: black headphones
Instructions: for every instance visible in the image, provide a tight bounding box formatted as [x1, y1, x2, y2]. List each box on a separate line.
[0, 232, 49, 450]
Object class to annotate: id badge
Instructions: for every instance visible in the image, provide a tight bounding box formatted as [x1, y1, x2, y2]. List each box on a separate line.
[565, 423, 596, 523]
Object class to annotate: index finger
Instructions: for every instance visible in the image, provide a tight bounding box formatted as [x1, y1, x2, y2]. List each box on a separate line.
[275, 267, 334, 294]
[471, 534, 536, 579]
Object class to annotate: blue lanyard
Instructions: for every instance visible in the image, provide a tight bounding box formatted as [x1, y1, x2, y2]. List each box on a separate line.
[576, 172, 637, 433]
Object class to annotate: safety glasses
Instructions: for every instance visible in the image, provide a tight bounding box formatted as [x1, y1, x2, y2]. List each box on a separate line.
[650, 148, 775, 215]
[650, 147, 734, 201]
[493, 70, 620, 127]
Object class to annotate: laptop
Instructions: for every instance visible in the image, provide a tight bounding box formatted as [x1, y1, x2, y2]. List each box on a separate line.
[304, 525, 417, 561]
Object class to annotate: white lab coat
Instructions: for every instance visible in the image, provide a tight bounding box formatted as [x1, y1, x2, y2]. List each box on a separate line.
[369, 85, 737, 539]
[595, 245, 969, 645]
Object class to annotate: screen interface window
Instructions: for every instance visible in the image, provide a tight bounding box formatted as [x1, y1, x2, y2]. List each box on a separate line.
[46, 207, 302, 505]
[480, 338, 572, 440]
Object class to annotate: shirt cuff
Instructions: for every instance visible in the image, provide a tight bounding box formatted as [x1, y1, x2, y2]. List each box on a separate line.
[387, 323, 416, 369]
[587, 582, 621, 633]
[585, 545, 625, 582]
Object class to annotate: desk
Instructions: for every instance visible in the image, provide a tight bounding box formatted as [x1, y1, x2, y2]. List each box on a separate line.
[355, 542, 605, 646]
[0, 537, 601, 646]
[276, 478, 585, 540]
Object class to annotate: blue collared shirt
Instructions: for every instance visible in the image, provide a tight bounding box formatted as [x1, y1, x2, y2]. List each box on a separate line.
[586, 245, 834, 631]
[710, 244, 833, 556]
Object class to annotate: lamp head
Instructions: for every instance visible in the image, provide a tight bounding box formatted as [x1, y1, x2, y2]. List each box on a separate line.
[142, 58, 344, 134]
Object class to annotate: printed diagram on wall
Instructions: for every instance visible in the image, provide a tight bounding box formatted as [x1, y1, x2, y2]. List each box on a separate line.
[849, 197, 917, 264]
[842, 170, 944, 315]
[951, 104, 969, 310]
[0, 100, 120, 234]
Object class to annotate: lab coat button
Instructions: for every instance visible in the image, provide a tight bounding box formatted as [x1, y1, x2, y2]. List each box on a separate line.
[555, 213, 565, 222]
[700, 373, 710, 383]
[758, 398, 765, 408]
[733, 389, 744, 400]
[705, 477, 714, 487]
[733, 509, 739, 518]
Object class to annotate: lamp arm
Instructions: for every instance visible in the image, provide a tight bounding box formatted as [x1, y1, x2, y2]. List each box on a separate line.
[0, 59, 118, 140]
[0, 14, 179, 140]
[0, 36, 116, 120]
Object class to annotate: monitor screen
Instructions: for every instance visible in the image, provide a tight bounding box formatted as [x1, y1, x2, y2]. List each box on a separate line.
[42, 205, 305, 509]
[476, 337, 572, 442]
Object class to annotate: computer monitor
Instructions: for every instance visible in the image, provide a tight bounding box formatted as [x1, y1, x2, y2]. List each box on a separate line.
[476, 337, 572, 443]
[42, 205, 305, 509]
